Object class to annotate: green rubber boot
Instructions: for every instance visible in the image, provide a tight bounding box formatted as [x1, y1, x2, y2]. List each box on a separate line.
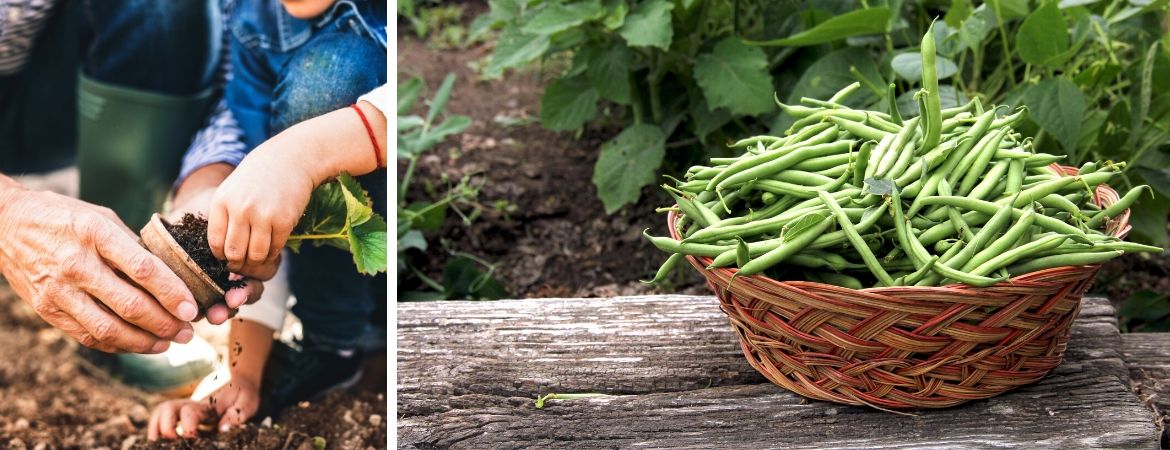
[77, 73, 214, 230]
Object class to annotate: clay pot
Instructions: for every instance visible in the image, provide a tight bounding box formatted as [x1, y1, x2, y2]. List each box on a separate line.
[139, 213, 224, 310]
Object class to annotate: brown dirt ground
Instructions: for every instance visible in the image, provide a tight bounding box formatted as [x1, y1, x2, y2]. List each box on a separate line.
[396, 31, 708, 300]
[0, 281, 387, 449]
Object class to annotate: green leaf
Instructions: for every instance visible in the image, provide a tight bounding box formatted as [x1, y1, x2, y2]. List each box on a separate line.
[1127, 195, 1170, 246]
[693, 38, 775, 116]
[406, 201, 446, 231]
[786, 47, 882, 108]
[602, 0, 629, 30]
[592, 124, 666, 214]
[586, 44, 634, 104]
[1023, 78, 1085, 154]
[398, 230, 427, 252]
[540, 76, 599, 131]
[485, 27, 550, 78]
[1016, 1, 1071, 67]
[1119, 291, 1170, 324]
[944, 0, 974, 28]
[349, 214, 388, 275]
[441, 256, 508, 300]
[297, 182, 348, 238]
[426, 74, 457, 125]
[521, 1, 604, 35]
[958, 5, 997, 50]
[890, 52, 959, 82]
[619, 0, 674, 49]
[397, 77, 423, 115]
[690, 96, 731, 141]
[992, 0, 1030, 20]
[864, 178, 896, 196]
[402, 115, 471, 157]
[1096, 101, 1131, 159]
[744, 8, 890, 47]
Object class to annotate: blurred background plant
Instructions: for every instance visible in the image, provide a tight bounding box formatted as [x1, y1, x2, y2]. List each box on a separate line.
[397, 73, 508, 301]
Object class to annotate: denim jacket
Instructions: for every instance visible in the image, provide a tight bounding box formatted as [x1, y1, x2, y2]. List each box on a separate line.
[226, 0, 386, 151]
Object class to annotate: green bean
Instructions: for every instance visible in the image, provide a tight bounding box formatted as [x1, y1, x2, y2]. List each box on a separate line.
[887, 83, 903, 125]
[960, 209, 1036, 273]
[1037, 194, 1083, 217]
[1085, 185, 1150, 229]
[665, 189, 713, 228]
[715, 140, 855, 190]
[865, 134, 896, 180]
[1007, 251, 1123, 274]
[940, 196, 1018, 272]
[969, 235, 1069, 277]
[889, 189, 1004, 286]
[818, 192, 895, 285]
[643, 230, 732, 257]
[918, 196, 1091, 241]
[733, 213, 834, 278]
[897, 255, 939, 286]
[729, 135, 784, 149]
[791, 153, 853, 172]
[920, 24, 942, 151]
[990, 106, 1028, 128]
[708, 126, 839, 189]
[907, 108, 997, 215]
[642, 253, 684, 284]
[1005, 159, 1024, 195]
[1023, 153, 1065, 168]
[854, 140, 875, 186]
[876, 117, 920, 178]
[829, 116, 888, 141]
[817, 272, 864, 289]
[937, 179, 975, 242]
[828, 81, 863, 104]
[966, 160, 1010, 201]
[957, 129, 1007, 196]
[735, 238, 749, 268]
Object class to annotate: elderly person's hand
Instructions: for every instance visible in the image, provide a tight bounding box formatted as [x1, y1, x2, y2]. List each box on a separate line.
[169, 163, 269, 325]
[0, 178, 197, 353]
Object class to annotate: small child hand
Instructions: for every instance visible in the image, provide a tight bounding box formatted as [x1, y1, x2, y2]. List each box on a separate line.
[146, 377, 261, 440]
[207, 141, 314, 280]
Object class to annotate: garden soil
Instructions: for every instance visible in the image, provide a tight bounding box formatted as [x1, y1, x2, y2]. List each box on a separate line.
[0, 281, 387, 449]
[164, 214, 245, 292]
[398, 32, 707, 299]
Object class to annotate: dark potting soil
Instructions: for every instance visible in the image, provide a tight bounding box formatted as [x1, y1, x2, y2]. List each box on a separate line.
[164, 213, 246, 291]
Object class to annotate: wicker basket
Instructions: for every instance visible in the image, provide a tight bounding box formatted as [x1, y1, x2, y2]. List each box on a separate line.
[669, 165, 1131, 409]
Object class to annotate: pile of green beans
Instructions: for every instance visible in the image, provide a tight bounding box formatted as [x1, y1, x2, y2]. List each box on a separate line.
[643, 27, 1160, 290]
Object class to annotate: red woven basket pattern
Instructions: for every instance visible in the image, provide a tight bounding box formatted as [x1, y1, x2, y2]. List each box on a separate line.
[669, 165, 1131, 409]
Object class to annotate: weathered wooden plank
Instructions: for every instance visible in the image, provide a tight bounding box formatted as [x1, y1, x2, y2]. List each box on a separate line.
[398, 296, 1157, 449]
[1121, 333, 1170, 446]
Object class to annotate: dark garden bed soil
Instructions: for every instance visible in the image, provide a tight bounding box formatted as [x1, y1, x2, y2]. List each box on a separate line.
[397, 34, 707, 299]
[164, 214, 244, 292]
[1097, 253, 1170, 312]
[0, 281, 387, 449]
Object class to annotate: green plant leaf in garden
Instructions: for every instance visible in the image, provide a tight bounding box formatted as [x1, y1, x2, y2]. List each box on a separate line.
[592, 124, 666, 214]
[1016, 1, 1071, 66]
[786, 47, 882, 108]
[540, 75, 599, 131]
[1128, 195, 1170, 246]
[289, 174, 388, 274]
[619, 0, 674, 49]
[485, 27, 551, 78]
[602, 0, 629, 30]
[441, 256, 508, 300]
[406, 201, 446, 231]
[521, 1, 604, 35]
[693, 38, 775, 116]
[398, 229, 427, 252]
[400, 115, 472, 158]
[398, 77, 423, 115]
[958, 5, 997, 50]
[1119, 291, 1170, 331]
[690, 97, 731, 142]
[944, 0, 973, 28]
[890, 52, 959, 82]
[744, 7, 890, 47]
[586, 44, 634, 104]
[1023, 78, 1085, 154]
[426, 74, 457, 125]
[896, 85, 967, 116]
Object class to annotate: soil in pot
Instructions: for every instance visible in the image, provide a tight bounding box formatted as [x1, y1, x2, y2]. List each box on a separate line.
[164, 213, 245, 291]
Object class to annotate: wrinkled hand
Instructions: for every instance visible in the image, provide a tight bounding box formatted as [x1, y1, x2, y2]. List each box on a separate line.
[169, 170, 268, 325]
[147, 377, 260, 440]
[0, 188, 196, 353]
[207, 143, 313, 281]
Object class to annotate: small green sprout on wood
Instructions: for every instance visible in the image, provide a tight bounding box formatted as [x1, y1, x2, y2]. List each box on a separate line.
[287, 172, 387, 275]
[534, 392, 609, 409]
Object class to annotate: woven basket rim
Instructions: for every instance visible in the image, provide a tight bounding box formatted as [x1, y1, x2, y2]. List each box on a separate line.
[667, 164, 1132, 293]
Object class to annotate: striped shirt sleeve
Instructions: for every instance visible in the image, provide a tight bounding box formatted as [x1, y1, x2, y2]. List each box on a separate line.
[0, 0, 58, 75]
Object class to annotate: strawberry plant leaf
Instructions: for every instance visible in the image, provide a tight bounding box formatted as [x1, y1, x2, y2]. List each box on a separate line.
[486, 27, 550, 78]
[592, 124, 665, 214]
[350, 213, 388, 275]
[338, 172, 374, 226]
[693, 38, 775, 116]
[619, 0, 673, 49]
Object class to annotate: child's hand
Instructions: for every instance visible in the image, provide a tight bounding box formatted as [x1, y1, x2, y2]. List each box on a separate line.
[207, 143, 314, 280]
[146, 377, 260, 440]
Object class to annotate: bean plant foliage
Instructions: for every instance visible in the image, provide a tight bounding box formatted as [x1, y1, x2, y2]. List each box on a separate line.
[476, 0, 1170, 246]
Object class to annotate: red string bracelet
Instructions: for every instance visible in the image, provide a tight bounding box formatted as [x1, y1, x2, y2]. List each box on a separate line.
[350, 104, 384, 168]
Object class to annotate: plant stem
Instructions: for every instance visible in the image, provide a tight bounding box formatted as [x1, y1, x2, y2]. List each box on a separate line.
[989, 0, 1017, 90]
[399, 156, 419, 204]
[288, 233, 348, 241]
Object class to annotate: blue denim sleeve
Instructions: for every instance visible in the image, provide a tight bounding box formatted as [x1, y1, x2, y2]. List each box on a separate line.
[224, 28, 274, 153]
[176, 99, 248, 186]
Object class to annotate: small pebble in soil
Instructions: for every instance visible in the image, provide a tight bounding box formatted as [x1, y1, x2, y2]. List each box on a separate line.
[368, 414, 382, 427]
[261, 416, 272, 428]
[164, 213, 245, 291]
[298, 401, 311, 409]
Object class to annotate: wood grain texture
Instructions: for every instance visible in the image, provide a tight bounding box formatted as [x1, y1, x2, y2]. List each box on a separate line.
[398, 296, 1158, 449]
